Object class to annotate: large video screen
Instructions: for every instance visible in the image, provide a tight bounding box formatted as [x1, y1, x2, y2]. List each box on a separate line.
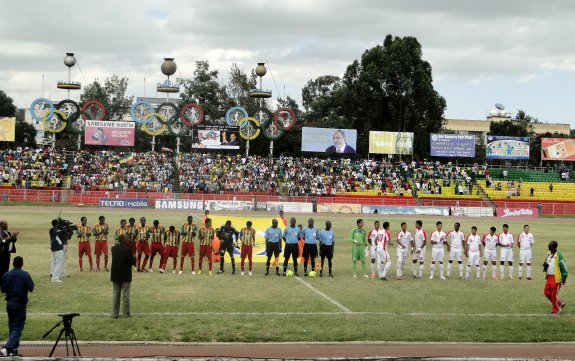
[301, 127, 357, 154]
[192, 125, 240, 150]
[369, 131, 413, 155]
[85, 120, 135, 147]
[486, 135, 530, 160]
[541, 138, 575, 161]
[430, 133, 475, 157]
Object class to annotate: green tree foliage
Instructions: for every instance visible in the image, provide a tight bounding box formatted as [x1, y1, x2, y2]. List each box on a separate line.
[227, 63, 259, 113]
[0, 90, 17, 117]
[80, 75, 133, 121]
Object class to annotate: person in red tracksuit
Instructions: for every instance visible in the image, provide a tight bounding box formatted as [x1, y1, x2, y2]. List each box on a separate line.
[147, 220, 165, 273]
[180, 216, 198, 275]
[76, 217, 93, 272]
[161, 226, 180, 273]
[135, 217, 150, 272]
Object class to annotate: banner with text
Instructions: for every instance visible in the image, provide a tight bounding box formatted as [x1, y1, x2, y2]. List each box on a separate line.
[99, 198, 149, 208]
[486, 135, 530, 160]
[192, 125, 240, 150]
[541, 138, 575, 161]
[0, 117, 16, 142]
[496, 207, 538, 218]
[301, 127, 357, 154]
[318, 203, 361, 213]
[155, 199, 205, 210]
[266, 202, 313, 213]
[368, 131, 414, 155]
[361, 205, 449, 216]
[430, 133, 475, 157]
[85, 120, 135, 146]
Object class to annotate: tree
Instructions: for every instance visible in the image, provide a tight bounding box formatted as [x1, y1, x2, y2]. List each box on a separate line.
[0, 90, 17, 117]
[514, 109, 539, 124]
[227, 63, 259, 113]
[80, 75, 133, 121]
[339, 35, 446, 156]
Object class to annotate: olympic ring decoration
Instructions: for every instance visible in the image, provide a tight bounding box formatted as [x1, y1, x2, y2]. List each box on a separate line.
[167, 113, 189, 136]
[141, 112, 167, 136]
[67, 110, 89, 134]
[130, 100, 154, 124]
[43, 109, 67, 133]
[30, 98, 54, 124]
[57, 99, 80, 123]
[180, 102, 205, 126]
[273, 108, 297, 130]
[253, 107, 272, 127]
[156, 102, 179, 121]
[226, 106, 248, 127]
[238, 117, 260, 140]
[261, 118, 284, 141]
[81, 99, 106, 121]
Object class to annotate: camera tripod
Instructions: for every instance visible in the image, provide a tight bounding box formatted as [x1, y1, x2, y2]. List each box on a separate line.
[42, 313, 81, 357]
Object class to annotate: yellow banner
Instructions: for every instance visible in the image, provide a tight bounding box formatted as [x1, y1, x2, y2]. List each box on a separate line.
[0, 117, 16, 142]
[369, 131, 413, 154]
[318, 203, 361, 213]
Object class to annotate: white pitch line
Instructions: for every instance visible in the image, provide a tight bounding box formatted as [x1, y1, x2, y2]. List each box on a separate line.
[28, 311, 572, 318]
[294, 277, 352, 314]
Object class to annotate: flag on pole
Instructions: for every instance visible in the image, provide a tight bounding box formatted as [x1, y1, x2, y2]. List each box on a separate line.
[119, 153, 135, 164]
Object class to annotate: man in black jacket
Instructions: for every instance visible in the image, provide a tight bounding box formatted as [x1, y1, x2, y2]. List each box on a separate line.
[217, 220, 239, 274]
[49, 219, 69, 283]
[111, 235, 135, 319]
[0, 220, 18, 280]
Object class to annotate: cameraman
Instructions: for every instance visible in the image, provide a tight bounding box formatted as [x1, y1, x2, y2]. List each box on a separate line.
[50, 219, 71, 283]
[0, 220, 18, 280]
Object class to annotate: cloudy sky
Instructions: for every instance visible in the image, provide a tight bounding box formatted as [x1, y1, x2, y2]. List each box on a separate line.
[2, 0, 575, 126]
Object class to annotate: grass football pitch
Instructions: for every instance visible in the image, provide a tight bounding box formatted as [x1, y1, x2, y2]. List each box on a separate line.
[1, 206, 574, 342]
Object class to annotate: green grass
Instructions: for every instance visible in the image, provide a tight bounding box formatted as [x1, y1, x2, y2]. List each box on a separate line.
[1, 207, 573, 342]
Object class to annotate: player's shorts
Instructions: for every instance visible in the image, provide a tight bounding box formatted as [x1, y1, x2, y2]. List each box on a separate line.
[376, 249, 389, 264]
[266, 242, 281, 258]
[94, 240, 108, 256]
[137, 241, 150, 256]
[431, 247, 444, 262]
[412, 246, 426, 262]
[449, 248, 463, 262]
[352, 245, 365, 262]
[78, 241, 91, 256]
[199, 244, 212, 259]
[396, 247, 408, 264]
[130, 242, 137, 254]
[500, 247, 514, 262]
[151, 242, 164, 257]
[467, 251, 480, 266]
[180, 241, 195, 257]
[241, 245, 253, 259]
[319, 244, 334, 259]
[302, 243, 318, 259]
[519, 249, 532, 264]
[484, 249, 497, 262]
[164, 245, 178, 258]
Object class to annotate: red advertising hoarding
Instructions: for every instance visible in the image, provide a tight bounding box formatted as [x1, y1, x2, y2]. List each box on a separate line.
[84, 120, 135, 147]
[541, 138, 575, 161]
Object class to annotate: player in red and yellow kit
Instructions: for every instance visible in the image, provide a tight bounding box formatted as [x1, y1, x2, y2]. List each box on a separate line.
[135, 217, 150, 272]
[76, 216, 93, 271]
[147, 219, 165, 272]
[114, 219, 129, 244]
[240, 221, 256, 276]
[180, 215, 197, 275]
[198, 218, 215, 275]
[161, 225, 180, 273]
[126, 217, 138, 259]
[92, 215, 109, 271]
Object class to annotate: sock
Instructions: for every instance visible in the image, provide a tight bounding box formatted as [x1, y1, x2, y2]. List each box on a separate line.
[492, 264, 497, 277]
[509, 265, 513, 278]
[352, 262, 357, 275]
[475, 265, 480, 277]
[500, 264, 505, 277]
[430, 263, 435, 276]
[104, 255, 108, 268]
[518, 265, 523, 278]
[466, 265, 470, 278]
[439, 263, 444, 277]
[397, 264, 402, 277]
[527, 265, 531, 278]
[412, 262, 417, 276]
[419, 263, 424, 277]
[79, 259, 83, 271]
[447, 262, 452, 277]
[482, 264, 487, 277]
[371, 261, 377, 276]
[458, 263, 463, 277]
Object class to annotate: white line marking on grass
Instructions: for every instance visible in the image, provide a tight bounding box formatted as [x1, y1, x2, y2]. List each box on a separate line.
[294, 277, 352, 314]
[29, 311, 572, 318]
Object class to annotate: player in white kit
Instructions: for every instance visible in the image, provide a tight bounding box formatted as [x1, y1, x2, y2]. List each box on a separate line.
[499, 224, 515, 279]
[396, 222, 413, 280]
[446, 222, 466, 278]
[482, 226, 499, 279]
[465, 226, 482, 279]
[375, 222, 392, 280]
[411, 220, 427, 279]
[368, 221, 385, 279]
[429, 221, 447, 279]
[517, 224, 534, 280]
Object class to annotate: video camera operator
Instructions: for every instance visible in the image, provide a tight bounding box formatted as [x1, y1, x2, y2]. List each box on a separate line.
[0, 220, 18, 280]
[50, 219, 72, 283]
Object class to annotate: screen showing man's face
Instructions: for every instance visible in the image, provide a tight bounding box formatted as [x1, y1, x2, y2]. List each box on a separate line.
[333, 131, 345, 148]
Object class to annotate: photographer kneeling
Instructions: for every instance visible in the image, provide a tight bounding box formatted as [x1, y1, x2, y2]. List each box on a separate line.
[50, 219, 72, 283]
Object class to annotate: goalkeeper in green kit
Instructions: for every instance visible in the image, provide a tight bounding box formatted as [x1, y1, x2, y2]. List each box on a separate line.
[350, 219, 369, 278]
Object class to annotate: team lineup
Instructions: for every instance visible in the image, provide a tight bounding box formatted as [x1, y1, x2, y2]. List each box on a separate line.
[59, 210, 537, 282]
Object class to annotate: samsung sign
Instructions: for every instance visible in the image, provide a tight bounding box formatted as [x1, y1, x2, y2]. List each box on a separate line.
[99, 198, 149, 208]
[155, 199, 204, 210]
